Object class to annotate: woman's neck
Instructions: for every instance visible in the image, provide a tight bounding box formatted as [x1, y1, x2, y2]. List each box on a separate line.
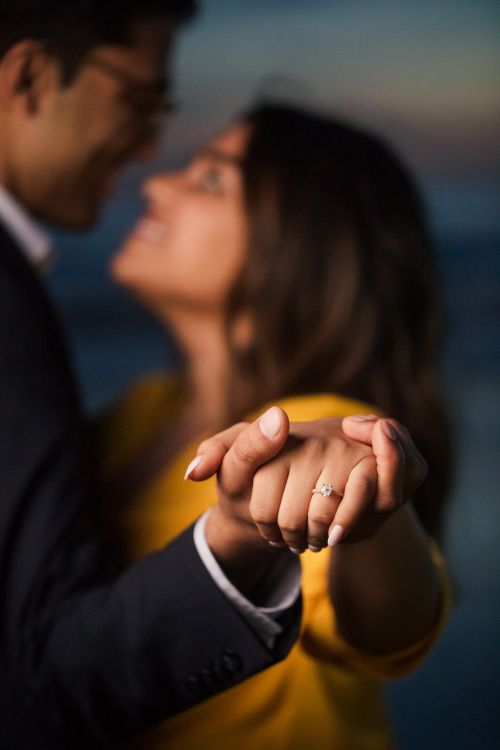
[163, 309, 231, 435]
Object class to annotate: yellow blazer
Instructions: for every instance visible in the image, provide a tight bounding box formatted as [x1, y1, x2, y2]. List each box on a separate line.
[99, 375, 450, 750]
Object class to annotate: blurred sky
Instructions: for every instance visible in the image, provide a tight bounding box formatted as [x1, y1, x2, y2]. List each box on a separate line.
[127, 0, 500, 235]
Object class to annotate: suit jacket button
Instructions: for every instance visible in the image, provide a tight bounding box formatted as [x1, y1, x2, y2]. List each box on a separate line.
[221, 649, 243, 675]
[200, 666, 215, 687]
[211, 658, 227, 683]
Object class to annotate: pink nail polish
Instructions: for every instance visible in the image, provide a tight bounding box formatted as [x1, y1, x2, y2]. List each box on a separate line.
[289, 547, 305, 555]
[327, 525, 345, 547]
[269, 541, 286, 548]
[346, 415, 378, 422]
[184, 455, 202, 480]
[308, 545, 322, 553]
[259, 407, 281, 439]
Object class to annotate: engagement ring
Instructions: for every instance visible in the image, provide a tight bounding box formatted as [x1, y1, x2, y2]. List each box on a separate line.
[311, 482, 344, 498]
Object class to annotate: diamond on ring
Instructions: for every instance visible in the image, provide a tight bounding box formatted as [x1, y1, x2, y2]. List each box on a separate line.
[311, 482, 344, 498]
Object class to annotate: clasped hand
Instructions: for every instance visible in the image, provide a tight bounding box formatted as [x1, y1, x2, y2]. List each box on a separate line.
[186, 406, 427, 553]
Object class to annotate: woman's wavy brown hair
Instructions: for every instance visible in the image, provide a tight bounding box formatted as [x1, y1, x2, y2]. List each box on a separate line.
[225, 102, 452, 539]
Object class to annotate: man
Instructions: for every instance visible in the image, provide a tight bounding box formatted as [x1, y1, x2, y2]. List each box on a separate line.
[0, 3, 305, 747]
[0, 1, 424, 748]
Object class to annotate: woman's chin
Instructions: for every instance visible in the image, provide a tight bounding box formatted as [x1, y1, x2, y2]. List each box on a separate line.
[108, 251, 131, 286]
[107, 258, 157, 310]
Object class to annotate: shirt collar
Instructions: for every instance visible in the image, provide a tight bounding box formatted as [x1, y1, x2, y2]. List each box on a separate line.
[0, 183, 52, 270]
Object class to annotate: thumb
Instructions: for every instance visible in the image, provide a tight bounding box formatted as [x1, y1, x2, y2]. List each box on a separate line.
[344, 415, 427, 503]
[343, 414, 405, 508]
[371, 419, 405, 509]
[218, 406, 289, 495]
[184, 422, 248, 482]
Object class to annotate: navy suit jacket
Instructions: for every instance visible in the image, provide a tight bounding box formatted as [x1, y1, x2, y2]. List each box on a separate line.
[0, 222, 300, 748]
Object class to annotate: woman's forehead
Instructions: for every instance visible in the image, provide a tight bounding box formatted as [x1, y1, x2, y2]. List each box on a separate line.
[205, 122, 251, 160]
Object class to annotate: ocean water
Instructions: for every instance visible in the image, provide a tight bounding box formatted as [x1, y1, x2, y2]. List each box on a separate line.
[45, 217, 500, 749]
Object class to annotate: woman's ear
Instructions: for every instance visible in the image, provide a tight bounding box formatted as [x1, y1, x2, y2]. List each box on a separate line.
[0, 40, 58, 115]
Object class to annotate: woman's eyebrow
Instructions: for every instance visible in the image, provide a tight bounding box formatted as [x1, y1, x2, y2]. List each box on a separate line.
[197, 149, 243, 168]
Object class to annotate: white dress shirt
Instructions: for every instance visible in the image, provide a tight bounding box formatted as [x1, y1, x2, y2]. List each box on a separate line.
[194, 512, 300, 648]
[0, 183, 301, 648]
[0, 183, 52, 267]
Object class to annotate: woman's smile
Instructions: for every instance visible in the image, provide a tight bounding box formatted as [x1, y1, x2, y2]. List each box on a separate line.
[130, 215, 169, 246]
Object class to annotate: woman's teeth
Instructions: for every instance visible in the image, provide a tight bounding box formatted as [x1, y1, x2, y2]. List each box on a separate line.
[135, 217, 169, 244]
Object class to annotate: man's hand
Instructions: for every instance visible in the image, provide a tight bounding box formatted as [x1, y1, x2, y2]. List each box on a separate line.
[339, 415, 428, 542]
[186, 406, 290, 528]
[186, 410, 428, 557]
[187, 407, 292, 591]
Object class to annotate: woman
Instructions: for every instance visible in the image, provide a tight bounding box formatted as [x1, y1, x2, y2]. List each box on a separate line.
[101, 103, 451, 749]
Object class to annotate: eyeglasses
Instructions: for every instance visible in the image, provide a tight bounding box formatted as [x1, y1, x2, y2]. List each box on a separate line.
[86, 56, 177, 129]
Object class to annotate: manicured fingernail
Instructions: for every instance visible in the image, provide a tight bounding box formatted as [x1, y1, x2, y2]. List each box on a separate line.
[269, 540, 286, 548]
[289, 547, 305, 555]
[308, 544, 322, 553]
[346, 414, 378, 422]
[381, 421, 398, 440]
[259, 407, 281, 439]
[327, 524, 345, 547]
[184, 455, 202, 480]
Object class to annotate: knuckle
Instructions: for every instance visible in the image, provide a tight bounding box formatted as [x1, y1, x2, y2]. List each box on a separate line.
[253, 460, 280, 482]
[278, 517, 304, 535]
[234, 440, 258, 465]
[348, 443, 373, 467]
[301, 436, 325, 460]
[308, 511, 332, 526]
[250, 507, 276, 526]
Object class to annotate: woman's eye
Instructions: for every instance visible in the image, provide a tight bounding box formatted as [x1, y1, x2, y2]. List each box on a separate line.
[195, 167, 224, 193]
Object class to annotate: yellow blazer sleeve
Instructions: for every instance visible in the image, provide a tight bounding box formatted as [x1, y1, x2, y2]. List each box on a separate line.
[300, 542, 451, 680]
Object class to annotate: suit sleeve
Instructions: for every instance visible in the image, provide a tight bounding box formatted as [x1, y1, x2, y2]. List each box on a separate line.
[0, 274, 301, 747]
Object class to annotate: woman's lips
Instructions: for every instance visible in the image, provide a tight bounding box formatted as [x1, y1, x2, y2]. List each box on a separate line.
[131, 216, 169, 245]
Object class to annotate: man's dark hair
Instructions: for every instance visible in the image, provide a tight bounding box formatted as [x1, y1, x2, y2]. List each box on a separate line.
[0, 0, 198, 83]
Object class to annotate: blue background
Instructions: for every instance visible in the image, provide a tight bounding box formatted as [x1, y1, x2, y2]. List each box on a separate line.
[45, 2, 500, 748]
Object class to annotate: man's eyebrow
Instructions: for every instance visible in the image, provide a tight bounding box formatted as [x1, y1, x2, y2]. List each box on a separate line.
[197, 149, 243, 167]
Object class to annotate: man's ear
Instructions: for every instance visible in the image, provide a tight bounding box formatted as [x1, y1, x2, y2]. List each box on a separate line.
[0, 40, 59, 115]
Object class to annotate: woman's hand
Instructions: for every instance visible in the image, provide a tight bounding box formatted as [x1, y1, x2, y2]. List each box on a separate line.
[186, 408, 428, 554]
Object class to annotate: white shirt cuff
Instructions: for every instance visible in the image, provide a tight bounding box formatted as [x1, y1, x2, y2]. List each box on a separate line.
[194, 510, 301, 650]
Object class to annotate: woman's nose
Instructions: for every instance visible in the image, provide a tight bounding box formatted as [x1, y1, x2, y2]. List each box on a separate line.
[142, 171, 180, 203]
